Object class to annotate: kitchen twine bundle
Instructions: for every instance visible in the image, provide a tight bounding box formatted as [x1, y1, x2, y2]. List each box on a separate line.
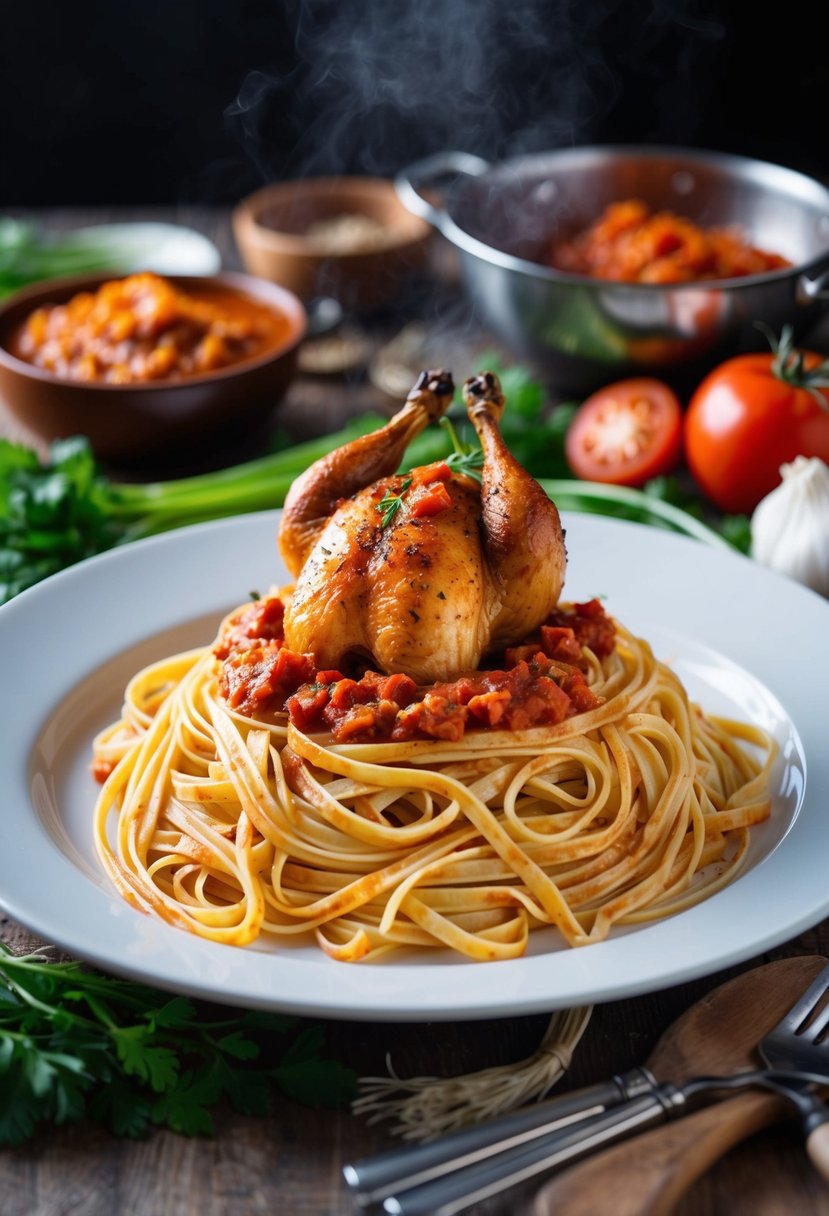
[353, 1005, 593, 1141]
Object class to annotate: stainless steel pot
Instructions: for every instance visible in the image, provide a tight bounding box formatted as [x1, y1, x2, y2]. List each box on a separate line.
[396, 145, 829, 395]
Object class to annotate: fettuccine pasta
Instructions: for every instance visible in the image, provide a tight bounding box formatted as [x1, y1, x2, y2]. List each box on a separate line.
[91, 610, 774, 962]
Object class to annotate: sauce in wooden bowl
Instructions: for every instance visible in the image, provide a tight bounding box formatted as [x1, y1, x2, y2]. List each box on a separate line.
[11, 272, 295, 384]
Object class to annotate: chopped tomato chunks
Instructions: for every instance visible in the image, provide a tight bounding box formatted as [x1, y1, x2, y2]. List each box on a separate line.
[397, 694, 468, 742]
[539, 626, 583, 664]
[506, 600, 616, 668]
[374, 672, 418, 706]
[285, 629, 608, 744]
[216, 596, 615, 743]
[214, 595, 285, 660]
[219, 643, 315, 715]
[285, 683, 331, 731]
[411, 482, 452, 517]
[546, 599, 617, 658]
[467, 689, 511, 727]
[418, 461, 452, 484]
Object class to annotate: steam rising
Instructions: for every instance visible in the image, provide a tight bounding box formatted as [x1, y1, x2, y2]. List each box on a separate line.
[226, 0, 728, 183]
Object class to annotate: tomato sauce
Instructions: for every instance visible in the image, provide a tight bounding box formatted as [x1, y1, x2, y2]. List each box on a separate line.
[11, 272, 294, 383]
[548, 199, 790, 283]
[215, 595, 615, 743]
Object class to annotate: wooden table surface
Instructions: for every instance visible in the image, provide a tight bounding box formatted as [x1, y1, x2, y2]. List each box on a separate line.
[2, 205, 829, 1216]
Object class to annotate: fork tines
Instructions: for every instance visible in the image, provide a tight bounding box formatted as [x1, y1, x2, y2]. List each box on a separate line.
[782, 964, 829, 1042]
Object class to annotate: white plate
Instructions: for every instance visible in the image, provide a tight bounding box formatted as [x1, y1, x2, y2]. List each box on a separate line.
[1, 511, 826, 1022]
[70, 222, 222, 276]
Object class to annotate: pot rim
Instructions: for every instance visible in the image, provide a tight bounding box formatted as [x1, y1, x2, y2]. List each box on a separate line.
[401, 143, 829, 293]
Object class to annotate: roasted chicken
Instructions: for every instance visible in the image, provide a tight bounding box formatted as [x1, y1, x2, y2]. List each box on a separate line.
[278, 369, 566, 683]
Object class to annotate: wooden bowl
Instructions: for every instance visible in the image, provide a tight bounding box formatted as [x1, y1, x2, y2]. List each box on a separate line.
[0, 271, 306, 462]
[232, 176, 432, 313]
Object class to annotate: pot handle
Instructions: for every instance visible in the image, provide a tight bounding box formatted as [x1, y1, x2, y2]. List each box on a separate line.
[797, 267, 829, 304]
[395, 150, 490, 230]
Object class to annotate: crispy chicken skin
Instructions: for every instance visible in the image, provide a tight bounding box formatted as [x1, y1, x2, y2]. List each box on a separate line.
[278, 370, 566, 682]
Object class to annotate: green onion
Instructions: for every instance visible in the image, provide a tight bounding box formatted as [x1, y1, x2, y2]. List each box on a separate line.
[0, 219, 121, 299]
[537, 479, 734, 548]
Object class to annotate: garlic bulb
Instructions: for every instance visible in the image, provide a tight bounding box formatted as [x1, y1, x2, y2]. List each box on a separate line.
[750, 456, 829, 597]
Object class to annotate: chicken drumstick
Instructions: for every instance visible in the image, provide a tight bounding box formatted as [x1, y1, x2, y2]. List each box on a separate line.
[279, 369, 455, 577]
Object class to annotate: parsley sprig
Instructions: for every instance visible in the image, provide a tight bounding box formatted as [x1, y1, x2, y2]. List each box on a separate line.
[0, 944, 356, 1144]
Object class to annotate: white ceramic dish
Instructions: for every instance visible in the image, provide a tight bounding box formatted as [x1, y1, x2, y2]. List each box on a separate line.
[70, 222, 222, 276]
[0, 511, 826, 1022]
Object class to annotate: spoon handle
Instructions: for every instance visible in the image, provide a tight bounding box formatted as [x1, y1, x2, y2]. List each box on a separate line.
[531, 1089, 788, 1216]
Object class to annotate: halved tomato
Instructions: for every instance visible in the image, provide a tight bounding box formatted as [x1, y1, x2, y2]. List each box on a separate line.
[565, 378, 683, 487]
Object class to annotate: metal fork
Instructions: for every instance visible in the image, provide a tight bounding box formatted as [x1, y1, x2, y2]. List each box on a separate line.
[344, 963, 829, 1216]
[757, 965, 829, 1177]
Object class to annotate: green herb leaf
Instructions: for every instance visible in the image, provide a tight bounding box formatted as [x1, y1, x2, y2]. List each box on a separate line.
[0, 1059, 48, 1144]
[233, 1009, 300, 1034]
[0, 417, 382, 605]
[151, 1066, 221, 1137]
[111, 1026, 180, 1093]
[221, 1062, 273, 1118]
[89, 1077, 154, 1139]
[439, 416, 485, 482]
[149, 996, 198, 1031]
[216, 1030, 260, 1061]
[720, 513, 752, 554]
[376, 476, 412, 528]
[0, 948, 356, 1145]
[272, 1057, 358, 1109]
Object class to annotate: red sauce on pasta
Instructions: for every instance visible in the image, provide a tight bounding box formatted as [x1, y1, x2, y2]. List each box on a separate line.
[215, 595, 614, 742]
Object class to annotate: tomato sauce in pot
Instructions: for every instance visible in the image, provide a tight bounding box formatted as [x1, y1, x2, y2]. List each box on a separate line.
[548, 198, 791, 283]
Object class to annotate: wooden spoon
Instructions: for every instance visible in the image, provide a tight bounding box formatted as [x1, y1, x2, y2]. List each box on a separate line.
[532, 954, 828, 1216]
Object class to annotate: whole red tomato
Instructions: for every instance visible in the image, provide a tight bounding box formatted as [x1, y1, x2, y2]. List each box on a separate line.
[684, 330, 829, 514]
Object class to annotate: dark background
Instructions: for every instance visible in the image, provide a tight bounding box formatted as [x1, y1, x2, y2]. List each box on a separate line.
[3, 0, 829, 207]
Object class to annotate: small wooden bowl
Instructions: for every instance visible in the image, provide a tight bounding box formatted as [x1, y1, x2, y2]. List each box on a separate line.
[0, 271, 306, 462]
[232, 176, 432, 313]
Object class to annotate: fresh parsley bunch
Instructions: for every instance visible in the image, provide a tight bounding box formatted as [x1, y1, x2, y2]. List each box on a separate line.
[0, 438, 121, 602]
[0, 944, 356, 1144]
